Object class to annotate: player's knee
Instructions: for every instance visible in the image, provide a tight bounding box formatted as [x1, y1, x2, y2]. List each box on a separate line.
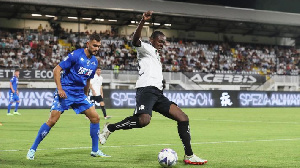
[139, 114, 151, 127]
[179, 112, 189, 122]
[47, 118, 58, 127]
[90, 115, 100, 123]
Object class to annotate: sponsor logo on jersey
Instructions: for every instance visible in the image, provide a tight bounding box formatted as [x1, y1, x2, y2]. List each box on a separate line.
[78, 67, 93, 76]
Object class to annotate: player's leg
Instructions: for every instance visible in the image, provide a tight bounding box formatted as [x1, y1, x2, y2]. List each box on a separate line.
[7, 93, 13, 115]
[168, 104, 207, 165]
[14, 93, 20, 112]
[95, 95, 110, 119]
[13, 99, 20, 115]
[105, 87, 155, 131]
[27, 90, 66, 160]
[27, 110, 61, 160]
[99, 87, 156, 145]
[7, 101, 13, 115]
[77, 94, 110, 157]
[84, 107, 111, 157]
[99, 113, 147, 145]
[168, 104, 192, 154]
[84, 106, 100, 153]
[153, 93, 207, 165]
[100, 101, 109, 119]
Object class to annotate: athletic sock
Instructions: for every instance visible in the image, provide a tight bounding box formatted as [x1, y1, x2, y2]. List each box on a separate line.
[90, 123, 100, 152]
[100, 106, 107, 117]
[30, 123, 51, 151]
[7, 103, 12, 113]
[15, 102, 19, 112]
[178, 121, 193, 156]
[108, 115, 141, 132]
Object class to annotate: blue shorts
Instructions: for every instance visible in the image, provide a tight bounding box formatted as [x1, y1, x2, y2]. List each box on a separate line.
[9, 92, 19, 102]
[50, 89, 93, 114]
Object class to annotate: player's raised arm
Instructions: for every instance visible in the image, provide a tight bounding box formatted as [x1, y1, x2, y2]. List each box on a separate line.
[132, 10, 153, 47]
[53, 65, 67, 98]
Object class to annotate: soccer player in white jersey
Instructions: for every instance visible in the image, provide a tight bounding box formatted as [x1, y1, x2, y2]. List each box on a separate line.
[89, 67, 111, 119]
[99, 11, 207, 165]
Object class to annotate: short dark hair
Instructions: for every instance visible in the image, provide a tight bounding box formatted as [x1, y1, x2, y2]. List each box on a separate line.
[150, 31, 164, 39]
[97, 67, 101, 70]
[89, 33, 101, 42]
[15, 69, 20, 72]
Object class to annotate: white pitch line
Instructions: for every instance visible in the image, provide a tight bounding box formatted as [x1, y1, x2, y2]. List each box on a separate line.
[191, 119, 300, 124]
[101, 116, 300, 124]
[1, 138, 300, 152]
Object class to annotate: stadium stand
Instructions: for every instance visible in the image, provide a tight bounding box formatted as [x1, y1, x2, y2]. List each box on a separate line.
[0, 0, 299, 92]
[0, 29, 299, 76]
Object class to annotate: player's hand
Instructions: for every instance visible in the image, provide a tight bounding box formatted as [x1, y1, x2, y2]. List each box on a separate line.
[92, 90, 96, 96]
[16, 90, 19, 95]
[142, 11, 153, 21]
[12, 90, 15, 93]
[58, 89, 67, 99]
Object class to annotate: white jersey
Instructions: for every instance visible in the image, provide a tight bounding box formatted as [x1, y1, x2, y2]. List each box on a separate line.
[135, 41, 163, 90]
[90, 74, 103, 96]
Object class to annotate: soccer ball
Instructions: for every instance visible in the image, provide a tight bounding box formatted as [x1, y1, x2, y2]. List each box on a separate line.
[158, 148, 178, 167]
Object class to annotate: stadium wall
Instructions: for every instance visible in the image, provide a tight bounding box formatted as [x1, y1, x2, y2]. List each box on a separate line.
[0, 17, 294, 45]
[1, 88, 300, 109]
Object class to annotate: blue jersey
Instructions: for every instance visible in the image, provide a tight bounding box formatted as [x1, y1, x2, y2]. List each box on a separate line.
[9, 76, 18, 93]
[59, 48, 98, 91]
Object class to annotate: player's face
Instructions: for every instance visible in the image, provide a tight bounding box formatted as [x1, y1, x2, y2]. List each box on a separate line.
[87, 40, 101, 56]
[96, 69, 101, 75]
[15, 71, 19, 78]
[151, 35, 166, 53]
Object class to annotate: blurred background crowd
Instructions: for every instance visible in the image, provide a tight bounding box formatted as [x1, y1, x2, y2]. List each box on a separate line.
[0, 29, 299, 75]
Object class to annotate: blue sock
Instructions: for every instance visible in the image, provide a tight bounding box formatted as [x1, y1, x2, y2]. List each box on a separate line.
[15, 102, 19, 112]
[7, 103, 12, 114]
[30, 123, 51, 151]
[90, 123, 100, 152]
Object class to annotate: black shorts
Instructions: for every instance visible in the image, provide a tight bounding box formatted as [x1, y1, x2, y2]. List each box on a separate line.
[134, 86, 175, 118]
[90, 95, 104, 103]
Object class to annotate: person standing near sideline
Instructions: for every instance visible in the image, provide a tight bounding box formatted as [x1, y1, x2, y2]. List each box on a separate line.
[89, 67, 111, 120]
[26, 33, 110, 160]
[99, 11, 207, 165]
[7, 69, 21, 116]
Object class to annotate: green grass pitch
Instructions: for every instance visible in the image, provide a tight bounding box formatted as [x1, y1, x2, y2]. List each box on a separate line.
[0, 108, 300, 168]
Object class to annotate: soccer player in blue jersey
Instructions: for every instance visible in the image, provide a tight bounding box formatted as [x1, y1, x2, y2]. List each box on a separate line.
[26, 33, 110, 160]
[7, 69, 21, 115]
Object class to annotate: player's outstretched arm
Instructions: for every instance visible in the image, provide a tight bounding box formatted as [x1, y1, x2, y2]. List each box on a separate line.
[53, 65, 67, 98]
[132, 10, 153, 47]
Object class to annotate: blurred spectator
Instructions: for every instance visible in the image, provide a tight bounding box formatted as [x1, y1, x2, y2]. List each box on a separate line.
[0, 29, 298, 76]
